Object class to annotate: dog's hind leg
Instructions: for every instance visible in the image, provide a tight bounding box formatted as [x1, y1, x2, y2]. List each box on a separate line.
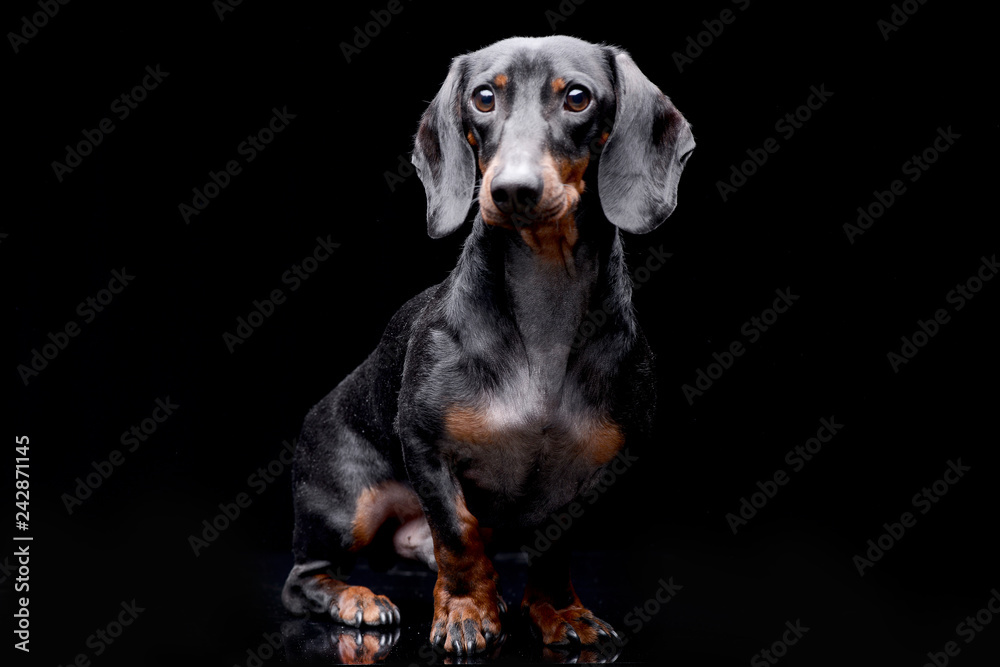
[282, 397, 423, 626]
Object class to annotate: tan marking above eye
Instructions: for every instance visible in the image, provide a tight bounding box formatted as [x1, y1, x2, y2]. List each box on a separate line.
[551, 77, 567, 93]
[494, 73, 508, 88]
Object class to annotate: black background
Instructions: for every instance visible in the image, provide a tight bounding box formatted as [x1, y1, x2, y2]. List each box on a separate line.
[6, 0, 998, 665]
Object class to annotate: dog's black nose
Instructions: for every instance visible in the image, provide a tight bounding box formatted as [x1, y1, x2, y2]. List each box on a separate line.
[490, 165, 544, 217]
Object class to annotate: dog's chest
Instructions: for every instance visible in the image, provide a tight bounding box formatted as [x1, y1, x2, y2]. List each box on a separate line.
[440, 367, 623, 502]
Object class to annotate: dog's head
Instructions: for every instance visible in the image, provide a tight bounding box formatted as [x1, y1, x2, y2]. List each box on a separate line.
[412, 36, 695, 240]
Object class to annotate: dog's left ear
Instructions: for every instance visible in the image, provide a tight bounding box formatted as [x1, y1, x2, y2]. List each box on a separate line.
[598, 47, 695, 234]
[411, 55, 477, 238]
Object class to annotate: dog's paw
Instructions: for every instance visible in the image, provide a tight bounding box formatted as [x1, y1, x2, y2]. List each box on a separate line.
[430, 588, 503, 654]
[329, 585, 401, 627]
[522, 600, 620, 647]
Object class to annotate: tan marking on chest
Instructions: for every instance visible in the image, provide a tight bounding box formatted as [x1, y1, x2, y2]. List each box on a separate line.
[444, 405, 497, 444]
[585, 419, 625, 466]
[443, 403, 625, 466]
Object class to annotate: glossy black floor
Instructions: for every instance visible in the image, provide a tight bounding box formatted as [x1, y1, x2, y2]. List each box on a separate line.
[185, 535, 997, 666]
[225, 547, 815, 665]
[273, 551, 645, 665]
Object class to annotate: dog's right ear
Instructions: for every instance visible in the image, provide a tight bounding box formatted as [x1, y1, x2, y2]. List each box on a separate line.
[411, 55, 476, 239]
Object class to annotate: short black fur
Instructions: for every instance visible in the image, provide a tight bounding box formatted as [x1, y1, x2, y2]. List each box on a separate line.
[282, 35, 694, 655]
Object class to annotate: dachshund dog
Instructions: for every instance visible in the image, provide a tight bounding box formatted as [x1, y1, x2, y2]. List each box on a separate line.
[282, 35, 694, 655]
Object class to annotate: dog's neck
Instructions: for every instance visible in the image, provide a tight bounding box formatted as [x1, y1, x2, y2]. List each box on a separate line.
[501, 221, 598, 389]
[445, 206, 635, 392]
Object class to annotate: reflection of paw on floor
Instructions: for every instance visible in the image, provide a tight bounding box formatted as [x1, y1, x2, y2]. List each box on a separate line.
[282, 619, 400, 665]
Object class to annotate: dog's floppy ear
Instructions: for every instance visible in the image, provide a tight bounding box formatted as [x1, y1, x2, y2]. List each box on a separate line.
[598, 47, 695, 234]
[411, 55, 476, 238]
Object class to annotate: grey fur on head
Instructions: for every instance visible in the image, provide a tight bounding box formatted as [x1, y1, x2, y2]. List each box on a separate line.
[410, 38, 695, 238]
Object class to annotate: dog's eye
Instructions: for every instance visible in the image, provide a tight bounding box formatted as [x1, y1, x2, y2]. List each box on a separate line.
[565, 87, 591, 112]
[473, 87, 495, 112]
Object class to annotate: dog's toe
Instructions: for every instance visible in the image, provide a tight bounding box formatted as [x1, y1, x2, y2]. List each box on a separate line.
[330, 585, 400, 627]
[523, 601, 619, 647]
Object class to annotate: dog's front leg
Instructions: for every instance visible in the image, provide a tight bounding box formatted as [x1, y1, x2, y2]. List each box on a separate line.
[522, 528, 621, 650]
[401, 428, 504, 654]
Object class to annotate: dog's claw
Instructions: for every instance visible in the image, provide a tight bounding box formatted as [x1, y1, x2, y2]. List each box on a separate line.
[524, 598, 619, 648]
[431, 622, 446, 648]
[431, 591, 500, 654]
